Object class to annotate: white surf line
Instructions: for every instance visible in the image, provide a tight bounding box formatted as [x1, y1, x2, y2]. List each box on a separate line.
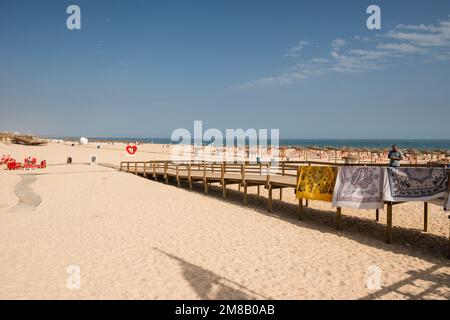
[9, 175, 42, 212]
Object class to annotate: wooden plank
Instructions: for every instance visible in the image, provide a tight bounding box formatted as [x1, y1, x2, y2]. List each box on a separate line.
[376, 209, 379, 222]
[386, 202, 393, 244]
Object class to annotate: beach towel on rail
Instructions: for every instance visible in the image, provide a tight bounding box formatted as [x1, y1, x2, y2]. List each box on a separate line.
[332, 167, 385, 209]
[296, 166, 337, 202]
[383, 167, 449, 202]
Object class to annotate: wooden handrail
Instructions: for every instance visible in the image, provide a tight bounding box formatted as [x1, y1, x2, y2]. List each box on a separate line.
[119, 160, 449, 176]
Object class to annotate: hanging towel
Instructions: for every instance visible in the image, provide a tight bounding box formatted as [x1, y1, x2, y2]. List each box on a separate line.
[383, 167, 448, 202]
[332, 166, 385, 209]
[296, 166, 337, 202]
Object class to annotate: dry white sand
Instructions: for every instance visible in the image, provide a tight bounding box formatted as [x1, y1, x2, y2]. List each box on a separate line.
[0, 142, 449, 300]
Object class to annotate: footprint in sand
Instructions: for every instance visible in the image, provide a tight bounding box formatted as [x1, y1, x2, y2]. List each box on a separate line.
[9, 175, 42, 212]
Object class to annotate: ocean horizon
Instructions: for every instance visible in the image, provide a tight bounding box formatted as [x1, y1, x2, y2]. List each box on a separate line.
[50, 137, 450, 151]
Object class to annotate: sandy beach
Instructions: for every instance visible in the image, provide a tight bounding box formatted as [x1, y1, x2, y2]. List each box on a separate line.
[0, 141, 449, 300]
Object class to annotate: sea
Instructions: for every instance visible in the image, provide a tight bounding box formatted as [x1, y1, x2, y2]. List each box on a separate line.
[58, 138, 450, 151]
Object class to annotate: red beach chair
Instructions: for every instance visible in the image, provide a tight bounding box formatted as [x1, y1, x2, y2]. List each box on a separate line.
[23, 162, 37, 170]
[23, 157, 40, 170]
[0, 155, 11, 164]
[37, 160, 46, 169]
[7, 160, 22, 170]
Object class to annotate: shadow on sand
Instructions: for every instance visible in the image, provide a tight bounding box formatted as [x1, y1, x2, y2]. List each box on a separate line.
[141, 175, 450, 299]
[152, 247, 270, 300]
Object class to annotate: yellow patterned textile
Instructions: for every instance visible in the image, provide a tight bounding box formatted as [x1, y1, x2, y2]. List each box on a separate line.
[296, 166, 337, 202]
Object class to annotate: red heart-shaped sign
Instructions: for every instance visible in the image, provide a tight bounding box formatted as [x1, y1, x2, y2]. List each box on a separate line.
[126, 145, 137, 155]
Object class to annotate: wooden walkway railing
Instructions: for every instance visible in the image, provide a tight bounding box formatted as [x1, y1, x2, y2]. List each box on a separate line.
[120, 160, 450, 256]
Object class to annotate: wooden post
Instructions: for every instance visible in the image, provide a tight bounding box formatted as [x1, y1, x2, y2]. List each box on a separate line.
[176, 163, 180, 187]
[127, 163, 130, 172]
[448, 214, 450, 259]
[243, 184, 248, 205]
[143, 162, 147, 177]
[258, 163, 262, 196]
[376, 209, 379, 222]
[447, 171, 450, 259]
[223, 181, 227, 198]
[336, 207, 342, 230]
[267, 186, 273, 212]
[188, 164, 193, 190]
[164, 162, 168, 184]
[120, 162, 123, 171]
[279, 188, 283, 200]
[298, 198, 303, 220]
[153, 161, 157, 180]
[424, 202, 428, 232]
[386, 202, 393, 244]
[222, 163, 226, 198]
[304, 165, 309, 209]
[203, 163, 208, 194]
[135, 162, 137, 174]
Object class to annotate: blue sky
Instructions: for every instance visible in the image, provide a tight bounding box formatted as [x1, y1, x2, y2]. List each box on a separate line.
[0, 0, 449, 139]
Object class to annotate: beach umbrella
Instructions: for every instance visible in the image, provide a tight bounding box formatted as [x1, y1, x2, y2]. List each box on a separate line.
[434, 149, 448, 157]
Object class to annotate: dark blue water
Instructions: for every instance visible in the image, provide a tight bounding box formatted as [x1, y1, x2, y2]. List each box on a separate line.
[278, 139, 450, 151]
[72, 138, 450, 151]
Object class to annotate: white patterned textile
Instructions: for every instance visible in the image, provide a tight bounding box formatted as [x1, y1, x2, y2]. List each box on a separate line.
[332, 167, 385, 209]
[383, 167, 449, 202]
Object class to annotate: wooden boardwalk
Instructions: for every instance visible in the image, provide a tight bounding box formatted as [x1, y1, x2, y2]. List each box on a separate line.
[120, 161, 299, 209]
[120, 160, 450, 255]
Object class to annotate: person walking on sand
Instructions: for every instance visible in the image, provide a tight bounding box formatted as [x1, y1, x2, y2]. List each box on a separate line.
[388, 145, 403, 167]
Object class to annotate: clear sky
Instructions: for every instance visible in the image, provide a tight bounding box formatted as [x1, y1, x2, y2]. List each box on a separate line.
[1, 0, 450, 139]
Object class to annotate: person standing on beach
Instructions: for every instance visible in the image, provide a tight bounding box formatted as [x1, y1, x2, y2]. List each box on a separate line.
[388, 145, 403, 167]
